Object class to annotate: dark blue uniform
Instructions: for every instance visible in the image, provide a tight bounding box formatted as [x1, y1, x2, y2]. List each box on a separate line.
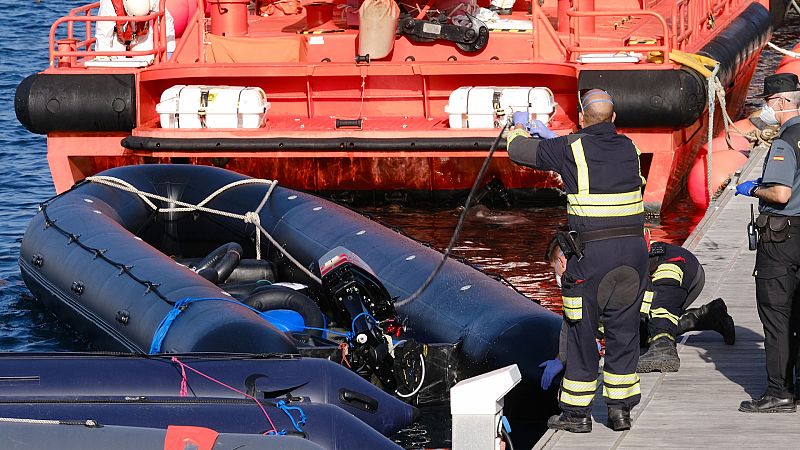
[508, 122, 649, 417]
[647, 242, 704, 342]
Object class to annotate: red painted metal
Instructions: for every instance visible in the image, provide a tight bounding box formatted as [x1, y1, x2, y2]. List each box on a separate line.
[34, 0, 769, 213]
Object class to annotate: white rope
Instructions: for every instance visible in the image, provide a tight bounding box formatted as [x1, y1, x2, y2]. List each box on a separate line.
[706, 64, 719, 203]
[0, 417, 97, 426]
[85, 176, 322, 285]
[767, 41, 800, 59]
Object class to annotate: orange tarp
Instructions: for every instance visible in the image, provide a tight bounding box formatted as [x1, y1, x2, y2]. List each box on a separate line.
[206, 34, 307, 62]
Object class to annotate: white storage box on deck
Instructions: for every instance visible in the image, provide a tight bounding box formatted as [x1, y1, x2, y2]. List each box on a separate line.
[156, 85, 270, 128]
[444, 86, 556, 129]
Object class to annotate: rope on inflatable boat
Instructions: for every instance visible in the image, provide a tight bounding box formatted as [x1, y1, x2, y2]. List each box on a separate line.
[0, 417, 100, 427]
[85, 176, 322, 285]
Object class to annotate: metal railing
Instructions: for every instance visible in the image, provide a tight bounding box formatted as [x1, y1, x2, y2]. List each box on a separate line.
[49, 0, 170, 67]
[533, 0, 749, 63]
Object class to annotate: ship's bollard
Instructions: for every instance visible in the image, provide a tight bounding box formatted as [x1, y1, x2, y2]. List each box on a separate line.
[451, 364, 521, 450]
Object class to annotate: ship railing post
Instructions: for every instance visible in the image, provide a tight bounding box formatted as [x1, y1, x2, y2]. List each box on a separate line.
[450, 364, 522, 450]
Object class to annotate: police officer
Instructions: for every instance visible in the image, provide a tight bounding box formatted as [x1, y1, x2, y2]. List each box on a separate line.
[543, 238, 735, 377]
[736, 73, 800, 413]
[636, 241, 735, 372]
[508, 89, 649, 432]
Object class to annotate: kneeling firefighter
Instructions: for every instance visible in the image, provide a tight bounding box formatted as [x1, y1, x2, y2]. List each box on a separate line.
[508, 89, 649, 433]
[637, 240, 735, 373]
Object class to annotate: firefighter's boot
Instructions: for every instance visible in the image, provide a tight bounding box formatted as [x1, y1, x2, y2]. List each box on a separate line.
[678, 298, 735, 345]
[636, 336, 680, 373]
[546, 412, 592, 433]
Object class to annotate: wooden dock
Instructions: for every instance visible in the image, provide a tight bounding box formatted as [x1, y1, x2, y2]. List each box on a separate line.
[534, 145, 800, 448]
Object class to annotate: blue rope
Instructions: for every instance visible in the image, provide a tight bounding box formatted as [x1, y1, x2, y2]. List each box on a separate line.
[149, 296, 281, 354]
[276, 400, 307, 433]
[303, 327, 353, 340]
[351, 311, 378, 333]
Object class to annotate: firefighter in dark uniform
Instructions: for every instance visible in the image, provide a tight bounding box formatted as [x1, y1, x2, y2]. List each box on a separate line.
[736, 73, 800, 413]
[636, 241, 735, 372]
[543, 238, 736, 375]
[508, 89, 650, 433]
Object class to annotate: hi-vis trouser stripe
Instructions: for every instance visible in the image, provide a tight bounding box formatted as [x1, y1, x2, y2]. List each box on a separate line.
[652, 263, 683, 284]
[567, 140, 645, 217]
[562, 296, 583, 320]
[651, 307, 679, 325]
[639, 290, 654, 315]
[602, 371, 641, 400]
[650, 332, 675, 343]
[560, 377, 597, 406]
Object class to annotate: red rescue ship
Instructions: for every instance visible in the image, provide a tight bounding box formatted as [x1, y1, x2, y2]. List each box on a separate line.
[15, 0, 788, 211]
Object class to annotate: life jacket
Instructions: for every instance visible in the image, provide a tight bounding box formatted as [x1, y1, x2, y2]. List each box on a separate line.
[111, 0, 149, 46]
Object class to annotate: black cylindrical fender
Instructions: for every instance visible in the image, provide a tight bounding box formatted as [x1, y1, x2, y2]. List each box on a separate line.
[579, 2, 770, 128]
[244, 285, 326, 336]
[194, 242, 243, 284]
[15, 73, 136, 134]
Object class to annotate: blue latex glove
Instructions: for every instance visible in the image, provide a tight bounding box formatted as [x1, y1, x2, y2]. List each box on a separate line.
[529, 119, 558, 139]
[539, 358, 564, 390]
[512, 111, 530, 128]
[735, 178, 762, 196]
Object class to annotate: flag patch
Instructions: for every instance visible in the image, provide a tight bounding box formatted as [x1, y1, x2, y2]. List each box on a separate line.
[774, 155, 785, 161]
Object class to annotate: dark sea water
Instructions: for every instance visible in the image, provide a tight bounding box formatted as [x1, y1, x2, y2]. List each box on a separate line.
[1, 2, 799, 447]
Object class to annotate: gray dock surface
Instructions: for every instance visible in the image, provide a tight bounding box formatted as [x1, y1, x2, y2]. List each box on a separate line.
[534, 145, 800, 448]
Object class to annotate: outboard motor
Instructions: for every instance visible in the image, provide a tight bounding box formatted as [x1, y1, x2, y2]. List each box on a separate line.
[319, 247, 405, 391]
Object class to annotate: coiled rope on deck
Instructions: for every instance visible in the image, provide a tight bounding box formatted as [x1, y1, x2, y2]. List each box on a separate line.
[85, 176, 321, 285]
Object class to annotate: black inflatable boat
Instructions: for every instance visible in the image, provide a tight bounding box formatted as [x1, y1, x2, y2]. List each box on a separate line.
[18, 164, 560, 407]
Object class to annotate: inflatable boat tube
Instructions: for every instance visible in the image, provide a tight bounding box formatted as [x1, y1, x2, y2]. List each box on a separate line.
[0, 353, 417, 436]
[0, 422, 323, 450]
[0, 400, 401, 450]
[579, 2, 770, 128]
[18, 164, 561, 408]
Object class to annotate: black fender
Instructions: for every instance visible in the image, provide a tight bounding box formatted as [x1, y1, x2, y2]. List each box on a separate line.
[193, 242, 242, 284]
[244, 285, 326, 336]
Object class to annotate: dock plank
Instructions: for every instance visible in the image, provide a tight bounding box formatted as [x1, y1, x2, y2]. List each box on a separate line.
[534, 145, 800, 449]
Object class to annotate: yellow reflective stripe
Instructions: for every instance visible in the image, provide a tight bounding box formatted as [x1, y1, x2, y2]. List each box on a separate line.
[566, 190, 643, 206]
[567, 202, 645, 217]
[651, 307, 679, 325]
[562, 296, 582, 308]
[570, 139, 589, 194]
[560, 390, 595, 406]
[564, 308, 583, 321]
[602, 371, 639, 386]
[635, 144, 646, 187]
[507, 128, 530, 146]
[649, 332, 675, 343]
[603, 383, 641, 399]
[562, 378, 597, 392]
[640, 289, 653, 315]
[653, 263, 683, 284]
[562, 296, 583, 320]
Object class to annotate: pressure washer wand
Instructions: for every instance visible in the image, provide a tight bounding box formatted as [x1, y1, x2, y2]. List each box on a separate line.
[394, 122, 510, 308]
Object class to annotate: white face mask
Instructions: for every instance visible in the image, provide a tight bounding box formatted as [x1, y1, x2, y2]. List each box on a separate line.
[760, 97, 800, 126]
[554, 255, 563, 288]
[760, 104, 779, 126]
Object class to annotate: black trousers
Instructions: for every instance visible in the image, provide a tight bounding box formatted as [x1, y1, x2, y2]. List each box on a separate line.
[559, 236, 649, 415]
[754, 232, 800, 399]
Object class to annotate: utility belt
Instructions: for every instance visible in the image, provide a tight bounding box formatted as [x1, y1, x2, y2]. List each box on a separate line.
[556, 226, 644, 260]
[754, 214, 800, 244]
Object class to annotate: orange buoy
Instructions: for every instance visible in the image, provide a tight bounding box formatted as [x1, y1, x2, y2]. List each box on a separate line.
[687, 147, 748, 209]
